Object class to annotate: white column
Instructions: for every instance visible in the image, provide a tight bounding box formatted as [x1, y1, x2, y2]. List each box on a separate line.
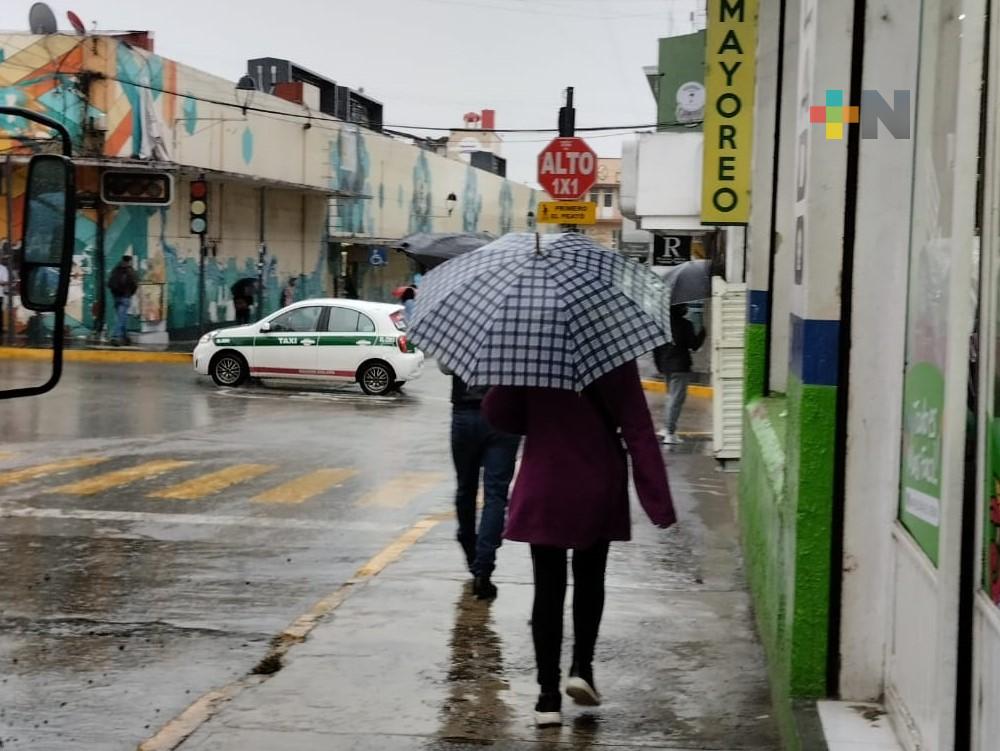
[839, 0, 920, 701]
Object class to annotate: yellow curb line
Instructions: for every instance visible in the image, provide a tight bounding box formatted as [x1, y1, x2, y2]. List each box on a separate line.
[641, 379, 713, 398]
[0, 346, 190, 364]
[138, 510, 453, 751]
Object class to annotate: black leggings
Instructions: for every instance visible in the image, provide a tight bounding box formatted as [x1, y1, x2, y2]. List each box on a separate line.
[530, 541, 610, 693]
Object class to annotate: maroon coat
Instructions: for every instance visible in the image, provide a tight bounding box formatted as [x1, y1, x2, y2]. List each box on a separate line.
[482, 361, 676, 549]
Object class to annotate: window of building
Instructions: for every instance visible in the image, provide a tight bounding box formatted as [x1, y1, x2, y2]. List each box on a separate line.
[604, 191, 614, 208]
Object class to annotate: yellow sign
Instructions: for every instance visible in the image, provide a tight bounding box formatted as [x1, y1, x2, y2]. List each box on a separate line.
[701, 0, 758, 225]
[537, 201, 597, 225]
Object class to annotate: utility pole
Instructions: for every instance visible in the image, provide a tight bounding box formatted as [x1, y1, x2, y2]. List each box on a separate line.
[558, 86, 575, 137]
[558, 86, 579, 233]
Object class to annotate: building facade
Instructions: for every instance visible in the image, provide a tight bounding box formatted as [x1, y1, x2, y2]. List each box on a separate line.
[0, 33, 539, 342]
[738, 0, 1000, 749]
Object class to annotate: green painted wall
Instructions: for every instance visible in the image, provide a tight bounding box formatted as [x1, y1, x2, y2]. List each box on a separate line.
[745, 323, 767, 401]
[785, 373, 837, 695]
[740, 375, 838, 745]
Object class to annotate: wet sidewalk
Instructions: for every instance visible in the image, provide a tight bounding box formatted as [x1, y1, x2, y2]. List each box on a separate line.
[167, 439, 779, 751]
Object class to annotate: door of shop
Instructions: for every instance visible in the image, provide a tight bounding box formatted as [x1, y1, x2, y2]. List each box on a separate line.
[886, 2, 985, 749]
[970, 2, 1000, 745]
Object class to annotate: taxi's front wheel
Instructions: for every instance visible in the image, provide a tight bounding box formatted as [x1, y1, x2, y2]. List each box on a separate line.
[210, 352, 249, 387]
[358, 361, 395, 396]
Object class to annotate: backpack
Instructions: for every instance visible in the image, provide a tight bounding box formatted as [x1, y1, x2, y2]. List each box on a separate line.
[108, 266, 131, 296]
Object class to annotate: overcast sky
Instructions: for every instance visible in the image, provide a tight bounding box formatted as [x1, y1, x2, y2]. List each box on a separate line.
[1, 0, 704, 185]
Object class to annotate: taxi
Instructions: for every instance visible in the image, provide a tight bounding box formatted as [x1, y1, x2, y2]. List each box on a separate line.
[193, 298, 424, 396]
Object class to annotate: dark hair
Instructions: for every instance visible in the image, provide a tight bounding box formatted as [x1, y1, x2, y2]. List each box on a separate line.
[401, 286, 416, 302]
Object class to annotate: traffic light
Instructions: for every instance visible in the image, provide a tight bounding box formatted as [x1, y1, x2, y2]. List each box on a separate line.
[101, 170, 173, 206]
[189, 178, 208, 236]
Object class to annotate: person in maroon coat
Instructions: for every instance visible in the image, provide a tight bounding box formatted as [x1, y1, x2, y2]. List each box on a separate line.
[482, 359, 676, 727]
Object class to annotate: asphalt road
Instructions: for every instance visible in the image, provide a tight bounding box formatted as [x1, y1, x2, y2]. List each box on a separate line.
[0, 359, 459, 751]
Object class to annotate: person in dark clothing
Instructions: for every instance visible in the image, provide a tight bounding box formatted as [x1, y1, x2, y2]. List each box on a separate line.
[445, 367, 520, 600]
[107, 255, 138, 346]
[231, 278, 257, 325]
[653, 304, 706, 444]
[482, 361, 676, 727]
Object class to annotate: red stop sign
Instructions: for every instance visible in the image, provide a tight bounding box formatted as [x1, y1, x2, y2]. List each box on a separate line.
[537, 137, 598, 200]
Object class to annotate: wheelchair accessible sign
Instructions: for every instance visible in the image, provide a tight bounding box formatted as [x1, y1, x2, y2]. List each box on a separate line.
[369, 247, 388, 267]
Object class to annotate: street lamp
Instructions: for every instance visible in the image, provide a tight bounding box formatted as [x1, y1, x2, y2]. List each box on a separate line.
[236, 75, 258, 115]
[446, 192, 457, 216]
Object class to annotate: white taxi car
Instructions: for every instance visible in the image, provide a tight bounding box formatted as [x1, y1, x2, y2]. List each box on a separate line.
[193, 299, 424, 396]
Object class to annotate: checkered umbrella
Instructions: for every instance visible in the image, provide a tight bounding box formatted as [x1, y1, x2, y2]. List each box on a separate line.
[408, 232, 673, 391]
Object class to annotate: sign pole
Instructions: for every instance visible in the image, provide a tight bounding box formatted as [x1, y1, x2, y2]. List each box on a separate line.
[559, 86, 578, 233]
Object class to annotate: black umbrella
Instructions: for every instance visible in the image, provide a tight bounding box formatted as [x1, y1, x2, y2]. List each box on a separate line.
[396, 232, 494, 270]
[654, 260, 712, 305]
[230, 277, 257, 298]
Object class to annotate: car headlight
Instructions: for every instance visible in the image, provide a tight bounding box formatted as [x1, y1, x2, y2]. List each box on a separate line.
[199, 332, 215, 344]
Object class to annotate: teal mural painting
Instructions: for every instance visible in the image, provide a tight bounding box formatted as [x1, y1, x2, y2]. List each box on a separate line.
[183, 95, 198, 135]
[499, 182, 513, 234]
[462, 166, 482, 232]
[242, 127, 254, 164]
[410, 151, 433, 233]
[330, 125, 374, 234]
[115, 44, 146, 157]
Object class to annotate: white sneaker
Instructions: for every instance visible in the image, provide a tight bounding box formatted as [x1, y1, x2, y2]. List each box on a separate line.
[662, 432, 683, 445]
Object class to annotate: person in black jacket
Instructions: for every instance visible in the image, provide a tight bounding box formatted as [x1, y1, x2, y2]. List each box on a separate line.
[441, 364, 520, 600]
[107, 255, 138, 346]
[653, 304, 706, 444]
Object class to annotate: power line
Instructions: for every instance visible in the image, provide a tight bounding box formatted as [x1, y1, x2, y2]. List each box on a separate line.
[97, 72, 704, 134]
[0, 55, 703, 137]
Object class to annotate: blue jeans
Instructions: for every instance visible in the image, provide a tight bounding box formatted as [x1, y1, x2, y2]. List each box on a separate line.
[113, 296, 131, 341]
[664, 371, 691, 434]
[451, 407, 520, 578]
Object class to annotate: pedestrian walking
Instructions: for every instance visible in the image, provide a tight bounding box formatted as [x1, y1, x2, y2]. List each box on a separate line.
[407, 233, 677, 725]
[654, 303, 706, 445]
[107, 255, 138, 346]
[445, 368, 519, 600]
[0, 261, 9, 340]
[281, 277, 297, 308]
[482, 360, 675, 726]
[398, 285, 417, 323]
[231, 278, 256, 325]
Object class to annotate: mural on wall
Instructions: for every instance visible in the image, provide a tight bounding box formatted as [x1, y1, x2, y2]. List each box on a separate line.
[462, 166, 482, 233]
[410, 150, 433, 233]
[0, 34, 541, 340]
[331, 124, 374, 234]
[0, 36, 88, 152]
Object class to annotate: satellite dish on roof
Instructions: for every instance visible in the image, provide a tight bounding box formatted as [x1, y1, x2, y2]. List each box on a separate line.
[67, 10, 87, 35]
[29, 2, 58, 34]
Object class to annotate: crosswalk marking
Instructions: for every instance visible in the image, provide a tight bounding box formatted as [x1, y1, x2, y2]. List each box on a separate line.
[152, 464, 277, 501]
[355, 472, 447, 509]
[0, 456, 108, 488]
[252, 468, 357, 504]
[50, 459, 193, 496]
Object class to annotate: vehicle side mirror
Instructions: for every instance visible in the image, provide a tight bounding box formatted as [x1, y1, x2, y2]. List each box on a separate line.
[20, 154, 74, 312]
[259, 321, 271, 333]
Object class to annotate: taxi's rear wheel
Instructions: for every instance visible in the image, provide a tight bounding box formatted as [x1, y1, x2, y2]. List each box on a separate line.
[358, 360, 395, 396]
[210, 351, 249, 387]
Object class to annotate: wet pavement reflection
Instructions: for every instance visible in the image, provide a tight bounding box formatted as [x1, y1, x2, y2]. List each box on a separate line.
[438, 586, 512, 743]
